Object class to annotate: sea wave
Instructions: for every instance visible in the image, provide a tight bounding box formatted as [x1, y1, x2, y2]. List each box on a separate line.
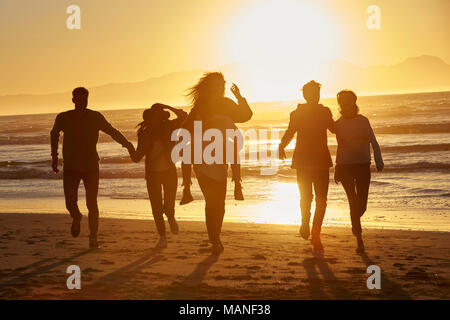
[1, 161, 448, 179]
[372, 123, 450, 134]
[1, 122, 449, 145]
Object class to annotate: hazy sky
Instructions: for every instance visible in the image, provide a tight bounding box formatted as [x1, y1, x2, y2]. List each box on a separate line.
[1, 0, 449, 95]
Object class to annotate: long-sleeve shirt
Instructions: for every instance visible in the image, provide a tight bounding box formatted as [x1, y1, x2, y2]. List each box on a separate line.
[334, 114, 383, 167]
[280, 103, 334, 169]
[50, 109, 130, 171]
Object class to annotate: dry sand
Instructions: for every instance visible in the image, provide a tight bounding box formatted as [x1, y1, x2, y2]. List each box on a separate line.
[0, 213, 449, 300]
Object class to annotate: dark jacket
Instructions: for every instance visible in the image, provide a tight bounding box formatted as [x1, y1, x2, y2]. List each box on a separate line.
[280, 103, 334, 169]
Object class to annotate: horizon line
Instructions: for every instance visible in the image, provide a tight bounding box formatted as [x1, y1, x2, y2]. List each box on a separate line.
[1, 89, 449, 117]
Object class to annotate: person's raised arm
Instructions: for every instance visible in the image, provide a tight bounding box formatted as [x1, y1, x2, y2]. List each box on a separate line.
[50, 114, 63, 173]
[368, 119, 384, 172]
[164, 105, 188, 129]
[278, 112, 296, 160]
[226, 84, 253, 123]
[163, 105, 188, 118]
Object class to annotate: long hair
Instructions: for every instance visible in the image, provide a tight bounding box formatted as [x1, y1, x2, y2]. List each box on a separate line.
[186, 72, 225, 119]
[337, 90, 359, 119]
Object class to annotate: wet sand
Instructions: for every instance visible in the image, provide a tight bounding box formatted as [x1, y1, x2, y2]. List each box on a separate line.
[0, 213, 449, 299]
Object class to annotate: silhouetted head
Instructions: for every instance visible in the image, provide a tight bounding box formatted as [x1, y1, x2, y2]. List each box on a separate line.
[137, 103, 170, 132]
[337, 90, 359, 119]
[186, 72, 225, 117]
[72, 87, 89, 111]
[302, 80, 321, 104]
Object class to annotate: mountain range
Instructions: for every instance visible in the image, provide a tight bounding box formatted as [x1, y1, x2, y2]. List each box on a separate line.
[0, 55, 449, 115]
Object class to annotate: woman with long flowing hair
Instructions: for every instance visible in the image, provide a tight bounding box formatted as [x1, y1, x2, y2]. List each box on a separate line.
[334, 90, 384, 253]
[181, 72, 252, 255]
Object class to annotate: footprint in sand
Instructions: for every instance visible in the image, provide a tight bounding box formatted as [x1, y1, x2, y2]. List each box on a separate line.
[84, 267, 103, 273]
[246, 266, 261, 271]
[343, 267, 363, 274]
[252, 254, 266, 261]
[405, 268, 430, 281]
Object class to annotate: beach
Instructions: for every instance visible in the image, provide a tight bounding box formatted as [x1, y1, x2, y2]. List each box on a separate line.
[0, 91, 449, 300]
[0, 212, 448, 300]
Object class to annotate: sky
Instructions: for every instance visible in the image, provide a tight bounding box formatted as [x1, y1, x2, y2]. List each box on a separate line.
[0, 0, 449, 96]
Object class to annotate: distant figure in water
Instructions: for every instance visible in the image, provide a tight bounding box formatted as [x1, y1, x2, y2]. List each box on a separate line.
[279, 80, 334, 254]
[181, 72, 252, 255]
[50, 87, 134, 248]
[334, 90, 384, 254]
[129, 104, 187, 249]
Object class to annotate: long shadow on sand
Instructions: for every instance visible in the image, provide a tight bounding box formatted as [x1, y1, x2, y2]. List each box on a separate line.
[359, 252, 412, 299]
[302, 256, 353, 299]
[66, 248, 166, 299]
[166, 254, 219, 299]
[0, 249, 91, 289]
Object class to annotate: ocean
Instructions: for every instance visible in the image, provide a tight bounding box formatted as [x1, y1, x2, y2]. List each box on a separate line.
[0, 91, 449, 231]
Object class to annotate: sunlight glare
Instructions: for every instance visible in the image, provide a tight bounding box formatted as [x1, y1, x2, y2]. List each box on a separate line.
[227, 0, 337, 101]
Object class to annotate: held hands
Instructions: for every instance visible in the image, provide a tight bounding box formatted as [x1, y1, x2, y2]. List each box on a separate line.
[230, 83, 242, 100]
[125, 141, 136, 160]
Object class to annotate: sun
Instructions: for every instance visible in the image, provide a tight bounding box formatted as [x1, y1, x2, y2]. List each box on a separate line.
[227, 0, 338, 100]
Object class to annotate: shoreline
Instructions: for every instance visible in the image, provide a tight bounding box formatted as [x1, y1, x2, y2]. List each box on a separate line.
[0, 194, 448, 233]
[0, 212, 449, 299]
[1, 211, 449, 234]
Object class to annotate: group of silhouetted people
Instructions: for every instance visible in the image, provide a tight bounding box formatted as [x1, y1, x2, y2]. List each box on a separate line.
[50, 74, 383, 255]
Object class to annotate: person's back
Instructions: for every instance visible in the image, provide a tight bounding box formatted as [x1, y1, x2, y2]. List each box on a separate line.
[132, 104, 187, 179]
[52, 109, 126, 171]
[50, 87, 133, 248]
[335, 114, 383, 166]
[289, 103, 333, 169]
[278, 80, 334, 253]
